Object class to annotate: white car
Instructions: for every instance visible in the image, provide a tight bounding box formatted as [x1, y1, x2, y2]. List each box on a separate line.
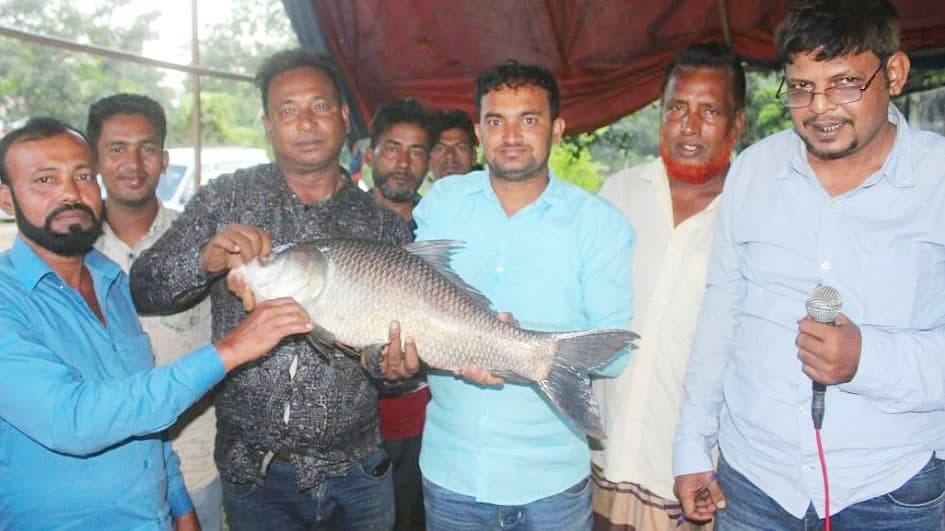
[157, 146, 270, 212]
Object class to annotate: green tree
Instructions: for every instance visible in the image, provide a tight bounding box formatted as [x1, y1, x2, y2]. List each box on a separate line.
[741, 70, 792, 147]
[551, 130, 610, 193]
[168, 0, 297, 147]
[0, 0, 171, 130]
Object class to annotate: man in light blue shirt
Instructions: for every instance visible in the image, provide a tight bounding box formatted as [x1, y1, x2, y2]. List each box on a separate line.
[415, 60, 635, 530]
[0, 118, 312, 530]
[673, 1, 945, 529]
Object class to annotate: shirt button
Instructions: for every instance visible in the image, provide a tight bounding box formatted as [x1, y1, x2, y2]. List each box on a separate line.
[496, 265, 504, 273]
[798, 405, 805, 413]
[821, 261, 831, 271]
[831, 201, 839, 209]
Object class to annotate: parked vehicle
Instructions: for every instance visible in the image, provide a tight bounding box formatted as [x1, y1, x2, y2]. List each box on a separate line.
[157, 146, 270, 211]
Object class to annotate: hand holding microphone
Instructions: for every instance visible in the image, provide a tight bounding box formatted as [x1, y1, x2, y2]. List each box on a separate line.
[797, 285, 863, 427]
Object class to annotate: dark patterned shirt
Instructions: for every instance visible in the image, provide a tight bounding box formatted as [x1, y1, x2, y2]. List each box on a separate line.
[130, 163, 411, 489]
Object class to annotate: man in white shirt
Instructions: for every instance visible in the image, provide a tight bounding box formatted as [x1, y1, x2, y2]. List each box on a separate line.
[591, 42, 745, 531]
[87, 94, 220, 531]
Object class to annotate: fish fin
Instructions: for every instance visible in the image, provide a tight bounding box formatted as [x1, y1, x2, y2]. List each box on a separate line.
[403, 240, 494, 311]
[306, 324, 361, 363]
[536, 329, 639, 439]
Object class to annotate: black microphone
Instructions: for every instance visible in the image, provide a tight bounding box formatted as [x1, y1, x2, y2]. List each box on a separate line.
[805, 285, 842, 429]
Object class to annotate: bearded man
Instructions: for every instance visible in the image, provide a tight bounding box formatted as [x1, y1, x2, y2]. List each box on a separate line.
[591, 42, 745, 531]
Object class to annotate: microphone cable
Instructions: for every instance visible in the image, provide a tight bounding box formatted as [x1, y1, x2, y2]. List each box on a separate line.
[806, 285, 842, 531]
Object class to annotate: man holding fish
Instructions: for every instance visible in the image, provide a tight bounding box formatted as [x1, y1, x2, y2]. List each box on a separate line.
[130, 49, 415, 530]
[412, 60, 636, 531]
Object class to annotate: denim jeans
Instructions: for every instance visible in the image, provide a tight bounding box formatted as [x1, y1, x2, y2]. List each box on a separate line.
[222, 448, 395, 531]
[715, 454, 945, 531]
[191, 476, 223, 531]
[423, 475, 592, 531]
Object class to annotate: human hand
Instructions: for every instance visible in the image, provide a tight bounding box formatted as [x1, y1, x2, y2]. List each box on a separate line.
[796, 313, 862, 385]
[361, 321, 421, 380]
[453, 312, 514, 386]
[199, 223, 272, 274]
[674, 471, 725, 523]
[174, 510, 201, 531]
[215, 298, 313, 372]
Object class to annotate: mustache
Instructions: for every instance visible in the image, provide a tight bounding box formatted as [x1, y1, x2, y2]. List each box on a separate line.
[45, 203, 96, 228]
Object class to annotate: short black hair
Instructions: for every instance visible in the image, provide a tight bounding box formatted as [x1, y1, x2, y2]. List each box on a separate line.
[86, 93, 167, 151]
[430, 109, 478, 147]
[369, 97, 434, 151]
[255, 48, 346, 115]
[661, 42, 747, 112]
[776, 0, 899, 64]
[475, 60, 560, 119]
[0, 117, 89, 185]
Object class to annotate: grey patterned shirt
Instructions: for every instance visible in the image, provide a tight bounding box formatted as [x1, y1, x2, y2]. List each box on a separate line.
[130, 163, 411, 489]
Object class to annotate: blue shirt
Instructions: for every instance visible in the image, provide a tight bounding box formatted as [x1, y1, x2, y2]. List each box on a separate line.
[415, 171, 635, 504]
[674, 105, 945, 517]
[0, 238, 225, 530]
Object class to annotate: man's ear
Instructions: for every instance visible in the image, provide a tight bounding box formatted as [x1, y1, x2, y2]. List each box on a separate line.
[0, 184, 15, 218]
[262, 113, 273, 143]
[363, 143, 374, 166]
[550, 117, 566, 145]
[885, 51, 911, 97]
[732, 109, 746, 140]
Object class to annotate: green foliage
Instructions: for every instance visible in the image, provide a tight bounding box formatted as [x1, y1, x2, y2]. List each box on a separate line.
[0, 0, 171, 130]
[550, 132, 609, 193]
[0, 0, 294, 151]
[741, 70, 793, 147]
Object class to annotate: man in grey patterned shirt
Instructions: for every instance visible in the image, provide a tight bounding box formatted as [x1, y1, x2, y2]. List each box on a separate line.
[130, 49, 416, 531]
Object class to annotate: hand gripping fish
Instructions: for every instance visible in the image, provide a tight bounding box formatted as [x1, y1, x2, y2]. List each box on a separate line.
[235, 238, 638, 439]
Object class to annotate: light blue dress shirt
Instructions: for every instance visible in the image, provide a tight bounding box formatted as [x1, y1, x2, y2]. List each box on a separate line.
[415, 170, 635, 505]
[674, 105, 945, 517]
[0, 238, 225, 530]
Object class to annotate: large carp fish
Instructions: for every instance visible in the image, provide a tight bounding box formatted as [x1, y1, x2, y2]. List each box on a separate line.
[236, 238, 637, 439]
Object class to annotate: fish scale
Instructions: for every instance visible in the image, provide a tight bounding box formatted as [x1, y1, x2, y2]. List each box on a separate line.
[238, 238, 638, 439]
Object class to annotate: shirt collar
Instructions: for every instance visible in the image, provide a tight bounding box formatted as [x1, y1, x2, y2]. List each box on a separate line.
[101, 202, 174, 242]
[464, 168, 567, 208]
[11, 236, 122, 293]
[785, 103, 913, 188]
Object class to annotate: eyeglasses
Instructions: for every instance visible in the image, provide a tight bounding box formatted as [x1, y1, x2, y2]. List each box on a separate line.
[776, 65, 883, 109]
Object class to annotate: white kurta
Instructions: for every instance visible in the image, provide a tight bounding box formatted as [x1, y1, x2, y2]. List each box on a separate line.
[592, 158, 720, 500]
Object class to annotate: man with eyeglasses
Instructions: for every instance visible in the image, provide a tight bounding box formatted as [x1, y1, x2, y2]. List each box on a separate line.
[673, 1, 945, 530]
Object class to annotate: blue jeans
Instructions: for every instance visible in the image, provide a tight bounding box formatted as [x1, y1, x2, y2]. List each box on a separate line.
[191, 476, 223, 531]
[715, 454, 945, 531]
[423, 475, 592, 531]
[222, 448, 395, 531]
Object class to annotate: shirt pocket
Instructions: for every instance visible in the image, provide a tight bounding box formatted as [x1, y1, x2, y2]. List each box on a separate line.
[112, 333, 155, 374]
[858, 237, 945, 328]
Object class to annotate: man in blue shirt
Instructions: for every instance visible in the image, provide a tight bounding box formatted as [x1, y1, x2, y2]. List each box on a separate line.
[415, 60, 635, 530]
[0, 118, 313, 530]
[673, 1, 945, 530]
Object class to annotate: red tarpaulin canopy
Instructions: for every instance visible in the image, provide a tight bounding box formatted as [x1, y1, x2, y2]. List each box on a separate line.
[284, 0, 945, 136]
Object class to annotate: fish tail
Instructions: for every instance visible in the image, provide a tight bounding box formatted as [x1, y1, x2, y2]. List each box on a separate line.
[536, 329, 638, 439]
